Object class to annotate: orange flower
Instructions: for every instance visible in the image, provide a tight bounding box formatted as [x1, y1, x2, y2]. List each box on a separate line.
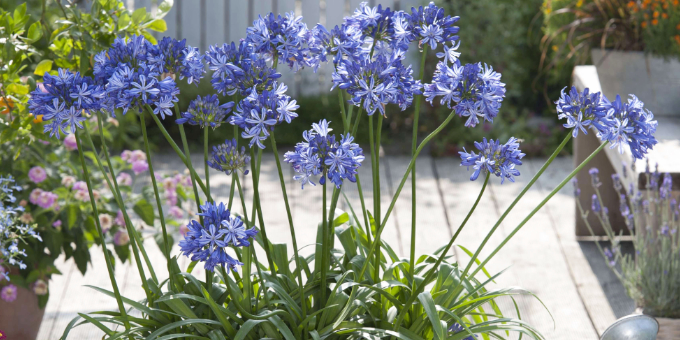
[676, 23, 680, 29]
[674, 0, 679, 5]
[627, 0, 636, 6]
[0, 98, 13, 114]
[642, 21, 648, 28]
[32, 115, 43, 124]
[654, 10, 660, 17]
[663, 12, 669, 18]
[675, 35, 680, 44]
[653, 18, 659, 25]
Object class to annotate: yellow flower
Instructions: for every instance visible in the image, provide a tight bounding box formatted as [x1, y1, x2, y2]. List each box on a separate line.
[576, 0, 584, 7]
[33, 114, 44, 124]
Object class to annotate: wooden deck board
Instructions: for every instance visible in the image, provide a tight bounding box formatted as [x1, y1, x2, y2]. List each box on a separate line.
[38, 154, 614, 339]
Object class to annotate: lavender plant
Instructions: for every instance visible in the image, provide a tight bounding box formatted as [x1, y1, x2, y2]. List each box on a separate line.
[25, 2, 659, 340]
[576, 162, 679, 318]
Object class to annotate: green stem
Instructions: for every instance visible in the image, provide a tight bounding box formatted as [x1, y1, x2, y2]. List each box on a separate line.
[338, 90, 349, 132]
[373, 114, 383, 282]
[139, 111, 171, 261]
[269, 130, 307, 319]
[357, 109, 458, 281]
[204, 128, 211, 202]
[146, 106, 210, 199]
[228, 124, 238, 211]
[85, 118, 156, 298]
[410, 47, 428, 282]
[468, 141, 609, 281]
[178, 121, 203, 226]
[319, 172, 328, 312]
[249, 147, 277, 276]
[74, 130, 131, 334]
[456, 133, 573, 282]
[393, 172, 490, 329]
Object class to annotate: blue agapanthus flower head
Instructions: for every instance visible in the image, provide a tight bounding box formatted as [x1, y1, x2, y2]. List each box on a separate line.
[459, 137, 525, 183]
[28, 69, 105, 138]
[345, 2, 394, 39]
[93, 35, 180, 118]
[176, 95, 235, 129]
[246, 12, 311, 71]
[555, 86, 610, 138]
[205, 40, 282, 96]
[207, 139, 251, 176]
[388, 2, 460, 51]
[600, 94, 657, 159]
[284, 120, 365, 189]
[309, 23, 367, 65]
[151, 37, 206, 85]
[448, 323, 476, 340]
[332, 50, 421, 115]
[424, 61, 505, 127]
[230, 83, 298, 149]
[179, 202, 258, 272]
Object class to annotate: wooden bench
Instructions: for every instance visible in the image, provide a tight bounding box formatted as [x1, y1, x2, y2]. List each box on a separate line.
[572, 65, 680, 236]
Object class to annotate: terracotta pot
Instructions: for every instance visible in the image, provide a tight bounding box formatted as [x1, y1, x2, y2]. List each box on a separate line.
[0, 284, 45, 340]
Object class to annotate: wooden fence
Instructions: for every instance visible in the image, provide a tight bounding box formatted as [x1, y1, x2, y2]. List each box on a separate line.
[130, 0, 423, 96]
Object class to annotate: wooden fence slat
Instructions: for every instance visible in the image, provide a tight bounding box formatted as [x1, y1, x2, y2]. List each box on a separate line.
[205, 0, 227, 47]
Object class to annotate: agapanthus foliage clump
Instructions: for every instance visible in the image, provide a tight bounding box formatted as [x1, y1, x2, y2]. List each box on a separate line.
[284, 120, 365, 188]
[459, 137, 525, 183]
[207, 139, 251, 175]
[0, 176, 41, 280]
[179, 202, 257, 271]
[176, 95, 235, 129]
[576, 162, 680, 318]
[27, 69, 105, 138]
[424, 61, 506, 127]
[556, 86, 658, 160]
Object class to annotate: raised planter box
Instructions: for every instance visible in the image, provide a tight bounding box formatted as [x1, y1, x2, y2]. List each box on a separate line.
[591, 48, 680, 117]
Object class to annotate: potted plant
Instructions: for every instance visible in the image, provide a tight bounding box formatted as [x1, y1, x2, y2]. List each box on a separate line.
[19, 2, 659, 339]
[0, 2, 178, 339]
[541, 0, 680, 117]
[576, 164, 680, 339]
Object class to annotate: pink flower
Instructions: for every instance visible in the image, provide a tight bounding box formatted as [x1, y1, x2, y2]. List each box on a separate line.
[116, 172, 132, 186]
[99, 214, 113, 234]
[33, 279, 48, 295]
[19, 200, 27, 207]
[179, 224, 189, 236]
[61, 175, 76, 188]
[28, 166, 47, 183]
[132, 160, 148, 175]
[20, 213, 34, 224]
[129, 150, 146, 163]
[74, 190, 89, 202]
[113, 230, 130, 246]
[72, 181, 87, 191]
[53, 220, 62, 228]
[63, 134, 78, 151]
[29, 188, 44, 205]
[114, 210, 126, 227]
[163, 177, 176, 192]
[165, 190, 178, 206]
[169, 206, 184, 219]
[121, 150, 132, 162]
[1, 284, 17, 302]
[35, 191, 58, 209]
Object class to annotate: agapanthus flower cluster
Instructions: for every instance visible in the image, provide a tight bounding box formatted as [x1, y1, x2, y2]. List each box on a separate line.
[205, 41, 282, 96]
[284, 120, 365, 189]
[332, 51, 421, 115]
[246, 12, 312, 71]
[207, 139, 251, 175]
[556, 87, 658, 160]
[459, 137, 525, 183]
[230, 83, 299, 148]
[309, 24, 367, 65]
[424, 61, 505, 127]
[448, 323, 476, 340]
[151, 37, 206, 85]
[390, 2, 460, 51]
[28, 69, 105, 138]
[176, 95, 235, 129]
[179, 202, 258, 271]
[0, 176, 41, 278]
[92, 35, 181, 118]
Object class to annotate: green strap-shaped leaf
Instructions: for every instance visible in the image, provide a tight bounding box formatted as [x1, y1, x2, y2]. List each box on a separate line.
[418, 292, 446, 340]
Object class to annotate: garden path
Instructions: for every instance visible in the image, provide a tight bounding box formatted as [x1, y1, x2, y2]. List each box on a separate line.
[36, 152, 628, 340]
